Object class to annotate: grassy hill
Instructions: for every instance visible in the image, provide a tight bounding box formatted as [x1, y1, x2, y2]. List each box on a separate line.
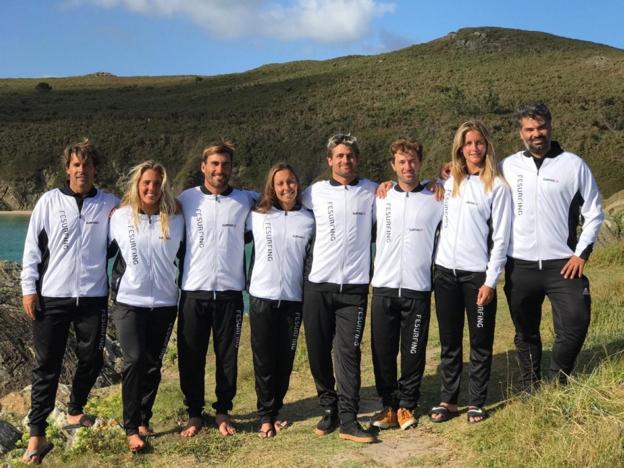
[0, 26, 623, 209]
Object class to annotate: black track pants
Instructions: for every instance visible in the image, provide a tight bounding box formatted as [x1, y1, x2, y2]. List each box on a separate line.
[433, 267, 496, 407]
[29, 298, 108, 437]
[112, 304, 176, 435]
[302, 287, 367, 425]
[504, 258, 591, 387]
[249, 296, 302, 423]
[177, 291, 243, 418]
[371, 292, 431, 410]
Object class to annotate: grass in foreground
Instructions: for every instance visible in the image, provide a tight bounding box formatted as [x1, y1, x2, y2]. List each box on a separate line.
[3, 244, 624, 466]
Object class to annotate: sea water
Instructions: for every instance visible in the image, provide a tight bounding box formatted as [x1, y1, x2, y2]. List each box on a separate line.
[0, 214, 30, 262]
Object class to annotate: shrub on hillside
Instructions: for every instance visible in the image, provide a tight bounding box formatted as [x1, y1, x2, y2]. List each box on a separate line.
[34, 82, 52, 93]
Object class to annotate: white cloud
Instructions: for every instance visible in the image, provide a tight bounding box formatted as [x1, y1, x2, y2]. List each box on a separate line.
[65, 0, 395, 43]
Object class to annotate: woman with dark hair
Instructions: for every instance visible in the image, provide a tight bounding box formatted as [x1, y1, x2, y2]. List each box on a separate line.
[109, 160, 184, 451]
[430, 120, 511, 424]
[246, 162, 314, 438]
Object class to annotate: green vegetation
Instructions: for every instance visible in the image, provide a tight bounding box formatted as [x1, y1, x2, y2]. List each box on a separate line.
[0, 27, 623, 209]
[3, 243, 623, 467]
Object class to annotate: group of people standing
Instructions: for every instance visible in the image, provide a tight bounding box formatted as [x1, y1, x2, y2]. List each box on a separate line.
[19, 101, 603, 463]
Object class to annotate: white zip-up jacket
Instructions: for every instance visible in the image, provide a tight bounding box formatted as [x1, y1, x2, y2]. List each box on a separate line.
[109, 206, 185, 308]
[372, 184, 443, 294]
[179, 185, 257, 293]
[501, 142, 604, 263]
[246, 205, 315, 302]
[21, 185, 119, 299]
[302, 178, 377, 290]
[435, 174, 512, 288]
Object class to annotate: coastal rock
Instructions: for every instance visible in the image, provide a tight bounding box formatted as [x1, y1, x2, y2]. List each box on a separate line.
[0, 420, 21, 454]
[0, 261, 123, 399]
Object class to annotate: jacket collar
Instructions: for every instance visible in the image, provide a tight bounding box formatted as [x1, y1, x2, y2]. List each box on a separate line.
[393, 183, 424, 193]
[200, 185, 234, 196]
[60, 182, 97, 198]
[273, 201, 302, 211]
[329, 177, 359, 187]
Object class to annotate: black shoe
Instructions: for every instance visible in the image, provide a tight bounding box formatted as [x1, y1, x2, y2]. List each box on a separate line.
[339, 421, 376, 443]
[314, 409, 339, 436]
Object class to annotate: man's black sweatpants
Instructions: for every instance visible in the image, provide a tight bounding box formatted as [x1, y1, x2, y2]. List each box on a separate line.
[177, 291, 243, 418]
[249, 296, 302, 423]
[433, 266, 496, 408]
[29, 297, 108, 437]
[371, 289, 431, 410]
[112, 304, 176, 435]
[302, 283, 367, 425]
[504, 257, 591, 388]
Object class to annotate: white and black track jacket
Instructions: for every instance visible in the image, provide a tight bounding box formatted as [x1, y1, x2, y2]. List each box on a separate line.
[372, 184, 443, 295]
[21, 185, 119, 300]
[501, 142, 604, 264]
[109, 206, 185, 308]
[302, 178, 377, 291]
[178, 185, 257, 293]
[434, 175, 512, 288]
[246, 205, 315, 302]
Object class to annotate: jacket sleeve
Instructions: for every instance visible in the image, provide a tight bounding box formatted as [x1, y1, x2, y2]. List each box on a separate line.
[574, 161, 604, 260]
[301, 186, 313, 210]
[484, 182, 512, 288]
[20, 196, 46, 295]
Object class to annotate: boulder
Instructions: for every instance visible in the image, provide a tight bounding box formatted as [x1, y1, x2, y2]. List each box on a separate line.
[0, 420, 21, 454]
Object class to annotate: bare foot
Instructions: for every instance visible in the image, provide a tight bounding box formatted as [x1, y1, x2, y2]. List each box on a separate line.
[215, 414, 236, 436]
[138, 425, 154, 437]
[66, 413, 95, 427]
[430, 402, 458, 422]
[127, 434, 145, 452]
[180, 417, 203, 437]
[273, 419, 289, 432]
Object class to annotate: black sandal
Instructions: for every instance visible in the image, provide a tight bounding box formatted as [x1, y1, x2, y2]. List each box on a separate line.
[466, 407, 489, 424]
[22, 442, 54, 464]
[257, 424, 275, 439]
[429, 406, 459, 423]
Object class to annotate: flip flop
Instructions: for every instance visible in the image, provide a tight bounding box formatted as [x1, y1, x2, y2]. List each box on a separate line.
[467, 407, 489, 424]
[273, 420, 290, 432]
[257, 427, 275, 439]
[63, 414, 96, 430]
[429, 406, 459, 423]
[22, 441, 54, 464]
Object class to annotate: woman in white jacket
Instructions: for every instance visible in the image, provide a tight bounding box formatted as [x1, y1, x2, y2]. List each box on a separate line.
[109, 161, 184, 451]
[246, 162, 314, 438]
[430, 121, 511, 424]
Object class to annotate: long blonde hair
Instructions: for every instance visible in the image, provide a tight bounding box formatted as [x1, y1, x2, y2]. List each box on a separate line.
[450, 120, 500, 196]
[120, 160, 180, 239]
[255, 162, 301, 213]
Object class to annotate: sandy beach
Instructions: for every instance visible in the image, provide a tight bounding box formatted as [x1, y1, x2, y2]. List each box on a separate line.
[0, 211, 32, 216]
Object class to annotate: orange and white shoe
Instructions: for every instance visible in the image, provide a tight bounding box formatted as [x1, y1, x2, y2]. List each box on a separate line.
[371, 406, 398, 429]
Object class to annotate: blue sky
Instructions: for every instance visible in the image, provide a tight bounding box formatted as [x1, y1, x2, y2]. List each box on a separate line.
[1, 0, 623, 78]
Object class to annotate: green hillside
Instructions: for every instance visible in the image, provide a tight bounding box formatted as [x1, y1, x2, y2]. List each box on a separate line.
[1, 27, 623, 209]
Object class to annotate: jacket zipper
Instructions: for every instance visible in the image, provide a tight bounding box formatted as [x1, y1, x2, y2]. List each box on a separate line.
[340, 186, 348, 292]
[451, 177, 467, 276]
[398, 192, 408, 297]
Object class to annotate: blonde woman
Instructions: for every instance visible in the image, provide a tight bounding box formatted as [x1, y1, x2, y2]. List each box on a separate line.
[246, 162, 314, 438]
[430, 121, 511, 424]
[109, 160, 184, 451]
